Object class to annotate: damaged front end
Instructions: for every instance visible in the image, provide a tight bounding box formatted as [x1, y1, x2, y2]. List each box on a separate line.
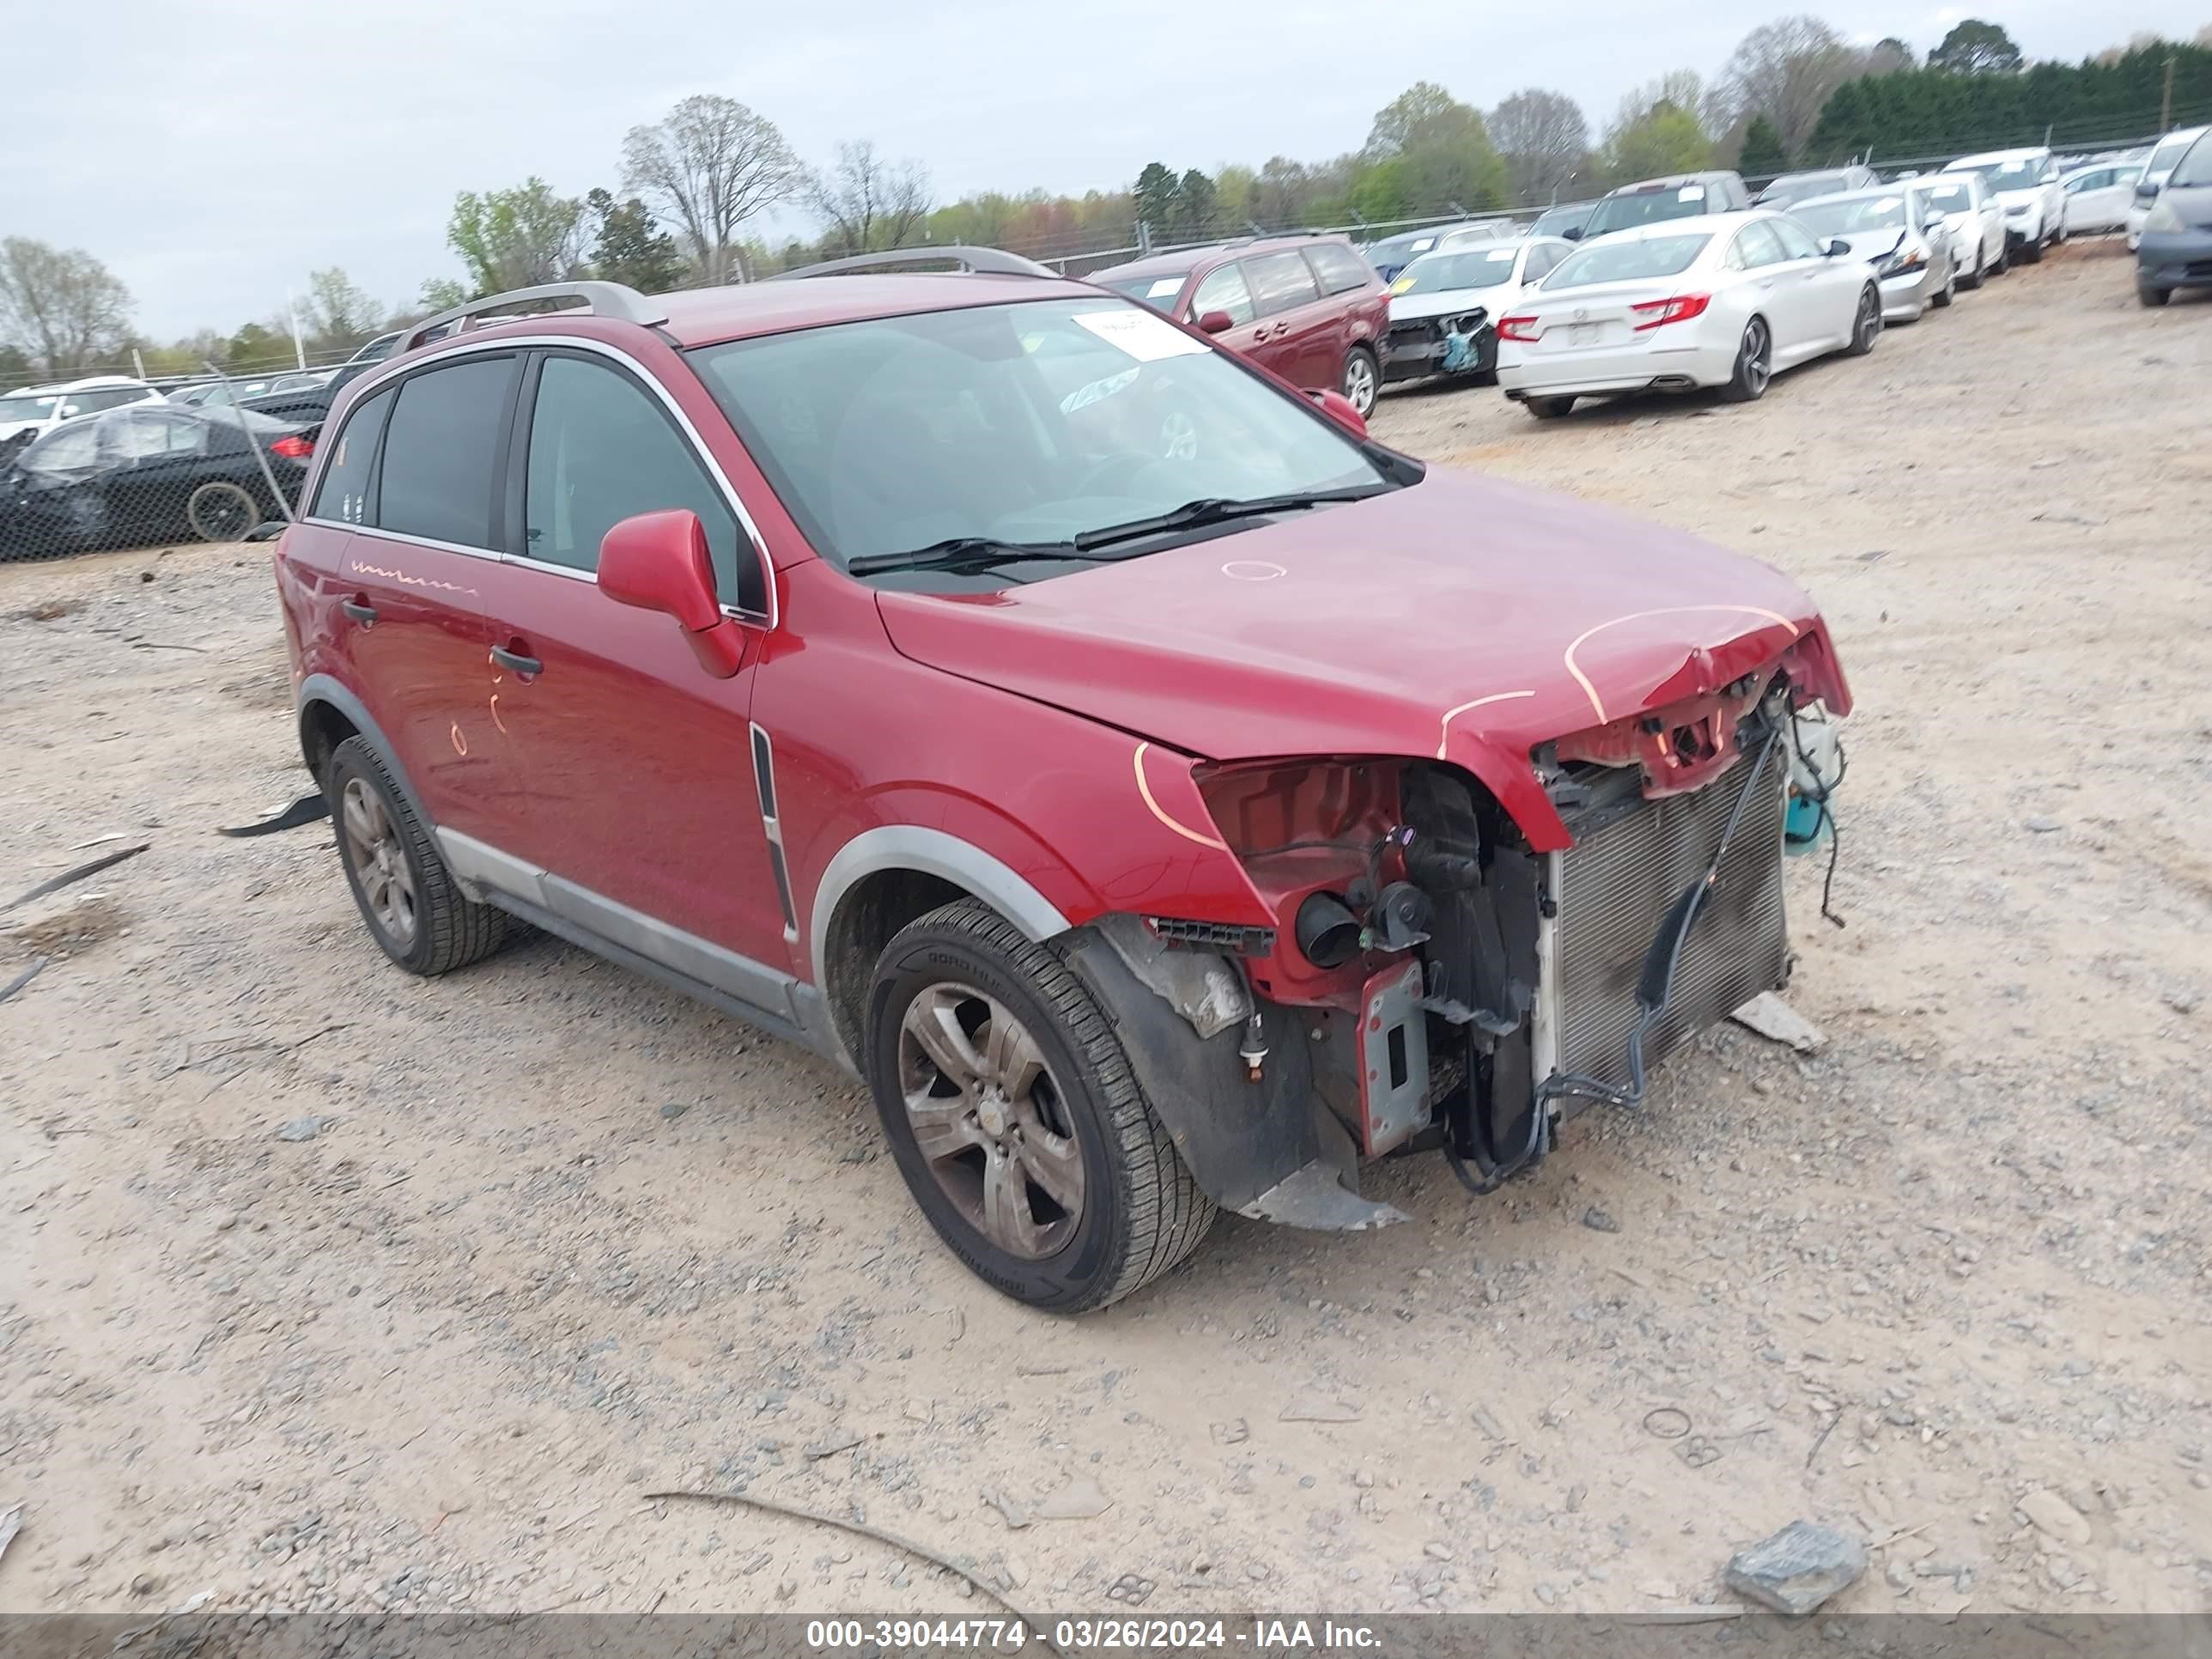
[1078, 665, 1845, 1227]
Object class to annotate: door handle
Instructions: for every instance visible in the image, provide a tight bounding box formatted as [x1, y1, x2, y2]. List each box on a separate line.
[342, 599, 376, 626]
[489, 643, 542, 677]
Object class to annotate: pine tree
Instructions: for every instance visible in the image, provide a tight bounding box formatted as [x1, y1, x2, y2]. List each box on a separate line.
[1739, 114, 1790, 178]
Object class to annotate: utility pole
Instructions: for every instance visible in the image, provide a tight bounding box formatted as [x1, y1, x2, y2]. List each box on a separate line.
[2160, 53, 2177, 135]
[284, 288, 307, 370]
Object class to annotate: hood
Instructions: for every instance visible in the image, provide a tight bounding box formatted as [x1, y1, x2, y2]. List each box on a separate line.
[1389, 289, 1503, 325]
[874, 471, 1850, 847]
[1829, 227, 1908, 262]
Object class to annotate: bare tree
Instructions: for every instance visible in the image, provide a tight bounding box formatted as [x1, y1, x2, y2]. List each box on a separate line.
[1711, 16, 1863, 161]
[622, 94, 799, 285]
[305, 267, 378, 351]
[0, 238, 132, 377]
[1489, 88, 1589, 203]
[805, 142, 933, 256]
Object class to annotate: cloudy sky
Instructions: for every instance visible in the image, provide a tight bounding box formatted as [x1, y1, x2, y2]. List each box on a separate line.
[3, 0, 2200, 343]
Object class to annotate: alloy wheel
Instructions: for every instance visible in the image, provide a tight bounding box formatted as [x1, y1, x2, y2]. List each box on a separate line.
[1741, 319, 1771, 396]
[896, 981, 1084, 1260]
[1342, 350, 1377, 416]
[341, 777, 417, 946]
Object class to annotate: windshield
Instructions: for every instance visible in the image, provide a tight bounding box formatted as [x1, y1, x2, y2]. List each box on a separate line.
[1763, 173, 1847, 207]
[1395, 247, 1520, 293]
[1965, 160, 2041, 191]
[1544, 234, 1711, 289]
[2173, 135, 2212, 189]
[0, 396, 58, 423]
[1583, 185, 1712, 238]
[2148, 136, 2197, 178]
[1921, 182, 1973, 214]
[1790, 195, 1907, 236]
[1530, 203, 1592, 235]
[1367, 232, 1441, 265]
[686, 297, 1390, 576]
[1100, 271, 1192, 313]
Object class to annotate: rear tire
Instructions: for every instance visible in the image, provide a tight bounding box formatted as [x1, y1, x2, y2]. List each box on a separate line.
[326, 735, 509, 975]
[1524, 395, 1577, 419]
[1720, 315, 1772, 401]
[2139, 283, 2172, 307]
[1958, 256, 1984, 292]
[1845, 285, 1881, 356]
[1341, 346, 1379, 417]
[186, 480, 260, 543]
[866, 900, 1216, 1314]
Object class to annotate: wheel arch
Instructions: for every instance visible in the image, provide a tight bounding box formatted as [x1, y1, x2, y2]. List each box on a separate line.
[295, 673, 428, 825]
[809, 825, 1074, 1065]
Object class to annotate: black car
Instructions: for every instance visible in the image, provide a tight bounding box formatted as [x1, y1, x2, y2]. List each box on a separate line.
[240, 359, 375, 425]
[0, 404, 313, 559]
[2137, 131, 2212, 307]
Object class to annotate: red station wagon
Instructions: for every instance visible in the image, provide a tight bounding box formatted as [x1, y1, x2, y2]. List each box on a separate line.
[1092, 235, 1391, 417]
[276, 250, 1851, 1312]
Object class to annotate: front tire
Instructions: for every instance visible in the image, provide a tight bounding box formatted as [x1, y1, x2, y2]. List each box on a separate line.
[866, 900, 1215, 1314]
[1993, 239, 2012, 276]
[2018, 231, 2044, 265]
[1931, 260, 1956, 308]
[2139, 283, 2172, 307]
[1340, 345, 1379, 417]
[1958, 252, 1984, 292]
[326, 735, 509, 975]
[1720, 315, 1772, 401]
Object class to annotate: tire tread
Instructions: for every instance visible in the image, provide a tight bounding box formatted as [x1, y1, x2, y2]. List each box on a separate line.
[330, 735, 507, 975]
[881, 898, 1214, 1311]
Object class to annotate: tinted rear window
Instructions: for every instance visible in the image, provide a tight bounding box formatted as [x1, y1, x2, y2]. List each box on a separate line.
[375, 357, 516, 546]
[311, 387, 393, 525]
[1545, 234, 1711, 289]
[1307, 244, 1375, 295]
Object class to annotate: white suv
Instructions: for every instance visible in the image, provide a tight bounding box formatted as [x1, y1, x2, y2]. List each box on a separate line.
[1949, 147, 2067, 263]
[0, 375, 165, 444]
[2128, 125, 2209, 251]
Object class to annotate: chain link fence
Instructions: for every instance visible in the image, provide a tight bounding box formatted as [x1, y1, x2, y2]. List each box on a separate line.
[0, 361, 323, 563]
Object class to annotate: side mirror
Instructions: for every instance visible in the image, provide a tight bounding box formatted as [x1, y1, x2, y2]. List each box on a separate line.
[2136, 182, 2160, 204]
[1304, 387, 1368, 440]
[1826, 239, 1851, 258]
[1196, 309, 1235, 335]
[598, 508, 746, 678]
[1561, 227, 1583, 241]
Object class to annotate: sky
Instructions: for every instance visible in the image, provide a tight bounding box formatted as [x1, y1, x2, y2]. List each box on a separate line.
[3, 0, 2203, 344]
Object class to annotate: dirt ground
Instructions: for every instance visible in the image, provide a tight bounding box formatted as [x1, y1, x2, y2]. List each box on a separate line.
[3, 239, 2209, 1622]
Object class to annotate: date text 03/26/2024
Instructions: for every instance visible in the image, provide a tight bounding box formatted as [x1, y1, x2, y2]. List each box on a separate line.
[804, 1619, 1385, 1652]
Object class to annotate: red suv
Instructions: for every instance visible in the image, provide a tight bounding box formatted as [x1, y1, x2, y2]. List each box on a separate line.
[1092, 235, 1390, 418]
[276, 252, 1851, 1313]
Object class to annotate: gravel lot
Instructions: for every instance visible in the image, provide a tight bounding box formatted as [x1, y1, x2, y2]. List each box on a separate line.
[3, 240, 2209, 1621]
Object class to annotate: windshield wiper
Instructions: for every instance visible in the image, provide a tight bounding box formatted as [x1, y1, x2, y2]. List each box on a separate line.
[1070, 486, 1389, 552]
[846, 536, 1088, 577]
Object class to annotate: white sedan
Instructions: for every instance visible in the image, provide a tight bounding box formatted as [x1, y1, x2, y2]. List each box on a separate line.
[1494, 211, 1881, 419]
[2061, 161, 2144, 234]
[1917, 172, 2008, 287]
[1379, 235, 1575, 386]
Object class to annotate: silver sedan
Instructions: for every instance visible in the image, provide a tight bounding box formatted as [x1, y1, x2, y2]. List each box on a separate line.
[1787, 185, 1960, 321]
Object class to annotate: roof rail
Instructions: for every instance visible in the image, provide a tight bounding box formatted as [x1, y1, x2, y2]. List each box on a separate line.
[398, 281, 669, 353]
[767, 246, 1058, 281]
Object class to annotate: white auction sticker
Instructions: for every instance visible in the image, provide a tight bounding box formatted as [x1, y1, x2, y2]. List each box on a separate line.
[1074, 307, 1209, 361]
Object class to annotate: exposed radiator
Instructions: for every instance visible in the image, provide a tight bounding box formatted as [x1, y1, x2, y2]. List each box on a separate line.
[1552, 744, 1789, 1090]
